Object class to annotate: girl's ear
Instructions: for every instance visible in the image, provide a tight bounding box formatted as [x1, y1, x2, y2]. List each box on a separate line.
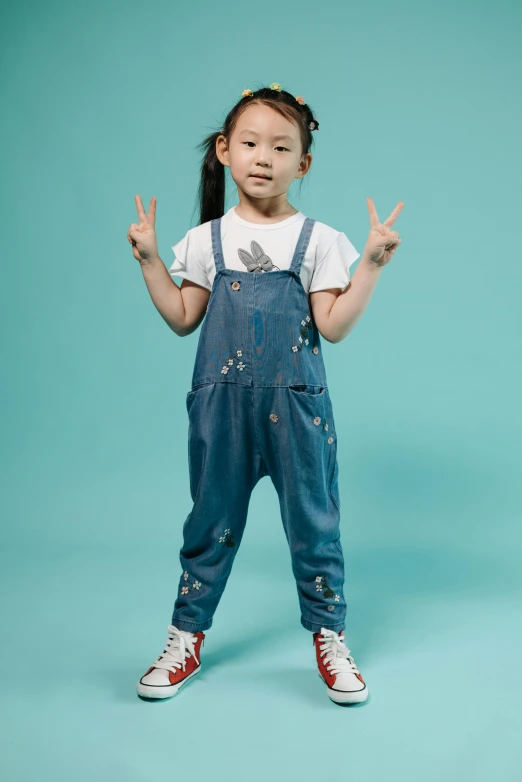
[296, 152, 313, 179]
[216, 134, 230, 167]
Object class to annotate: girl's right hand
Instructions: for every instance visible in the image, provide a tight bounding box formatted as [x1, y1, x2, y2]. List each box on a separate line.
[128, 195, 160, 265]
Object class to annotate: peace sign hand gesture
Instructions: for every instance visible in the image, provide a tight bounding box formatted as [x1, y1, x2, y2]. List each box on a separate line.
[364, 198, 404, 267]
[127, 195, 159, 265]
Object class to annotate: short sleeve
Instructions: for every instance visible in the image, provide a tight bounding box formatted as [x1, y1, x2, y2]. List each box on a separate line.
[308, 232, 360, 294]
[168, 229, 211, 292]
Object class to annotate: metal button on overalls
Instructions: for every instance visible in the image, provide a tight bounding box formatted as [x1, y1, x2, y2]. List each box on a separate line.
[172, 216, 345, 635]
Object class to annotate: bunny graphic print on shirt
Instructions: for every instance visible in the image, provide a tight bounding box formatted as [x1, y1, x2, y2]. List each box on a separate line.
[237, 240, 280, 273]
[169, 206, 360, 294]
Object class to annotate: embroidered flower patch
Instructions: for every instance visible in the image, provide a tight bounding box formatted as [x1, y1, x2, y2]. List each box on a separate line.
[315, 574, 336, 600]
[222, 350, 246, 374]
[231, 281, 241, 290]
[219, 528, 236, 547]
[269, 413, 278, 422]
[180, 573, 204, 595]
[291, 313, 318, 353]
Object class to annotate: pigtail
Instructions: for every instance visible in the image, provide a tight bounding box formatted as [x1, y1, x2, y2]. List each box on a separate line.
[196, 130, 226, 225]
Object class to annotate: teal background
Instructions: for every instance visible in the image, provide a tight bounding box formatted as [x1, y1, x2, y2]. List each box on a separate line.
[2, 0, 521, 779]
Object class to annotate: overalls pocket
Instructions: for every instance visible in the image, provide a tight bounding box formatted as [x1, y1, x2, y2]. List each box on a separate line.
[287, 384, 326, 396]
[288, 386, 341, 512]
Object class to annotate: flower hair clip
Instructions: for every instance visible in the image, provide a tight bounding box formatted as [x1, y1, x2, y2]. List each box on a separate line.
[240, 84, 319, 129]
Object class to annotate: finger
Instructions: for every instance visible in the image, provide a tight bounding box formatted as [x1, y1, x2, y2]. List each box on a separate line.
[135, 195, 147, 223]
[367, 197, 380, 228]
[383, 201, 405, 228]
[385, 230, 400, 244]
[148, 197, 156, 225]
[376, 228, 400, 244]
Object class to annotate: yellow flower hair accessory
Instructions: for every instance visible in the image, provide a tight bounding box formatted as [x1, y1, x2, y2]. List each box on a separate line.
[242, 89, 254, 98]
[269, 82, 282, 91]
[295, 96, 306, 105]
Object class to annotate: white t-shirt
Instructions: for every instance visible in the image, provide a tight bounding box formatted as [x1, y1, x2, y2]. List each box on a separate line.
[168, 206, 360, 294]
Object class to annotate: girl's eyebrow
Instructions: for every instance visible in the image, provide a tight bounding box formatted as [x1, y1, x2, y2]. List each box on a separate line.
[239, 129, 294, 142]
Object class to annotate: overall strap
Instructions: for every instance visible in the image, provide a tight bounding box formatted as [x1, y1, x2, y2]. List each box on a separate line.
[210, 218, 226, 272]
[289, 217, 316, 276]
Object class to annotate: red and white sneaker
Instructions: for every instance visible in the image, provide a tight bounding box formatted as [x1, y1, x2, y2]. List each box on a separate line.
[313, 628, 368, 704]
[137, 625, 205, 700]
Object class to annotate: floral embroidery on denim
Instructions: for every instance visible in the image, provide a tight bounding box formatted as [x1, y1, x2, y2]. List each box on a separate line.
[315, 574, 336, 601]
[219, 528, 236, 547]
[231, 281, 241, 290]
[291, 314, 319, 353]
[180, 572, 203, 595]
[313, 415, 334, 442]
[181, 570, 201, 595]
[269, 413, 278, 422]
[222, 350, 246, 374]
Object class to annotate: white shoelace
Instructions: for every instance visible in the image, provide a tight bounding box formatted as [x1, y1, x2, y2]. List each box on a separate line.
[318, 628, 360, 677]
[151, 625, 200, 674]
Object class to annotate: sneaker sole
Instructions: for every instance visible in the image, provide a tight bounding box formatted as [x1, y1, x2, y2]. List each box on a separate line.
[319, 673, 369, 704]
[136, 665, 201, 700]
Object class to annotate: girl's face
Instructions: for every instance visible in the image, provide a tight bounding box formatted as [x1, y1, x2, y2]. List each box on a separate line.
[216, 103, 312, 199]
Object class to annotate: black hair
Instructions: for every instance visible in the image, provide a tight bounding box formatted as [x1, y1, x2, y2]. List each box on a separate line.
[195, 84, 319, 225]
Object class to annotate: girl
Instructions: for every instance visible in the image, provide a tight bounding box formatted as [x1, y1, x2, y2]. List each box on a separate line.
[128, 83, 403, 706]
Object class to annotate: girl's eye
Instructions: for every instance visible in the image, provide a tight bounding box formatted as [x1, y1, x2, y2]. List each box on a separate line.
[243, 142, 289, 152]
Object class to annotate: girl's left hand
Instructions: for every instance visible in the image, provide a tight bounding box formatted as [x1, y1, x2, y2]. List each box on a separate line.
[364, 197, 404, 267]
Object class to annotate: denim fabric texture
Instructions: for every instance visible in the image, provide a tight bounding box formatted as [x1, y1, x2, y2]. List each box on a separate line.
[171, 216, 346, 634]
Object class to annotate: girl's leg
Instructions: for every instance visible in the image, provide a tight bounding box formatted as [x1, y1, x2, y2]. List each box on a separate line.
[255, 385, 346, 634]
[172, 383, 268, 632]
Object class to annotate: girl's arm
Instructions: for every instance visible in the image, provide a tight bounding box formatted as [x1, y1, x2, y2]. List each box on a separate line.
[128, 196, 210, 336]
[310, 198, 404, 343]
[141, 256, 210, 337]
[309, 253, 383, 343]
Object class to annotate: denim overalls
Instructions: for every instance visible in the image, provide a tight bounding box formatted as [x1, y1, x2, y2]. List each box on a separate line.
[171, 216, 346, 634]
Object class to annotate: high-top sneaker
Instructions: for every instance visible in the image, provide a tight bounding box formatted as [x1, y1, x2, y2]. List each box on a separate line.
[313, 627, 368, 704]
[137, 625, 205, 700]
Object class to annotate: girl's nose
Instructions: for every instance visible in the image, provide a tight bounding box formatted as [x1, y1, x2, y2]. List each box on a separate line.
[255, 150, 271, 165]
